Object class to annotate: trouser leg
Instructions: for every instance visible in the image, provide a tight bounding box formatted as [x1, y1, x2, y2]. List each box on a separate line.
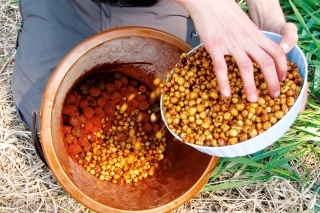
[99, 0, 200, 47]
[12, 0, 200, 130]
[12, 0, 101, 129]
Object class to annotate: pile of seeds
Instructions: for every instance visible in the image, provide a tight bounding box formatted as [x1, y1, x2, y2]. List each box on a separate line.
[160, 45, 303, 147]
[62, 71, 166, 184]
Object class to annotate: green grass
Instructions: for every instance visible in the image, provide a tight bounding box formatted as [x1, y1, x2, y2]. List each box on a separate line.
[204, 0, 320, 198]
[286, 0, 320, 98]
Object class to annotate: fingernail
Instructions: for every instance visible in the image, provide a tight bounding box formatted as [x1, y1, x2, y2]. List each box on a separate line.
[248, 94, 258, 102]
[281, 75, 286, 81]
[221, 89, 230, 97]
[280, 42, 289, 53]
[274, 90, 280, 98]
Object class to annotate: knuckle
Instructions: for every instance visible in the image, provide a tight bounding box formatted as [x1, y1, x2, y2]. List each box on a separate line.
[287, 22, 298, 32]
[238, 58, 253, 72]
[275, 44, 286, 56]
[261, 55, 275, 68]
[213, 61, 227, 73]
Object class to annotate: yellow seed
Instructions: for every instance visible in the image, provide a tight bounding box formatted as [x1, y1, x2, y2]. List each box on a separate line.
[263, 122, 272, 130]
[249, 129, 258, 138]
[209, 90, 219, 99]
[196, 104, 206, 112]
[96, 132, 101, 138]
[150, 91, 157, 100]
[228, 137, 238, 145]
[148, 168, 155, 176]
[170, 97, 179, 104]
[159, 154, 164, 160]
[229, 129, 238, 137]
[274, 111, 284, 119]
[128, 93, 136, 101]
[133, 140, 142, 152]
[199, 111, 207, 119]
[120, 102, 128, 113]
[156, 131, 163, 140]
[127, 153, 136, 164]
[153, 77, 163, 86]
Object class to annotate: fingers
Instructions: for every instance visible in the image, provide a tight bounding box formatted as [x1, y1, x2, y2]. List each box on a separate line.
[279, 23, 298, 53]
[256, 32, 288, 82]
[188, 2, 296, 102]
[227, 33, 286, 100]
[251, 51, 281, 99]
[231, 51, 258, 102]
[210, 50, 231, 98]
[248, 36, 285, 98]
[208, 33, 287, 101]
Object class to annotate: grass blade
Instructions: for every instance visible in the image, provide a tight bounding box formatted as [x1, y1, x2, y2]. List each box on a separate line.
[289, 0, 320, 50]
[202, 180, 259, 192]
[250, 141, 304, 161]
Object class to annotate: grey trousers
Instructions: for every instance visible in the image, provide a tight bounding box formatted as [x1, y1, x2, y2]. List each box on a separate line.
[12, 0, 200, 129]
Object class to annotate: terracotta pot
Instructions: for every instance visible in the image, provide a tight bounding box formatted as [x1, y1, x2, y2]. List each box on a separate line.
[40, 27, 219, 213]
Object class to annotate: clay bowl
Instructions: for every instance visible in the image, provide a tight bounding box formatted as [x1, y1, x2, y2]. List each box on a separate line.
[40, 27, 219, 213]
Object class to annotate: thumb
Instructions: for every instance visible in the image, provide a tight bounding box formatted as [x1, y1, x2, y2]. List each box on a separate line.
[279, 23, 298, 54]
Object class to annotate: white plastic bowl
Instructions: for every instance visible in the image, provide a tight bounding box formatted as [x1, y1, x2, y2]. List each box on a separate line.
[161, 31, 308, 157]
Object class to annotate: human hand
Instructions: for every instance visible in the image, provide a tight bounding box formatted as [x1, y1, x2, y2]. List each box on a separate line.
[174, 0, 292, 103]
[247, 1, 308, 112]
[263, 22, 308, 112]
[264, 22, 298, 54]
